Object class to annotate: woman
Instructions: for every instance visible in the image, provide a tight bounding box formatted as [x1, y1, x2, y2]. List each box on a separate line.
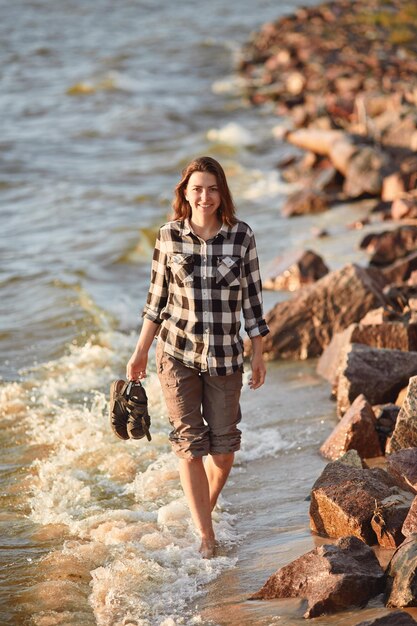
[126, 156, 269, 558]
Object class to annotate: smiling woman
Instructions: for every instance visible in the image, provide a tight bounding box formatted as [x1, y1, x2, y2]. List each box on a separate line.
[126, 156, 270, 558]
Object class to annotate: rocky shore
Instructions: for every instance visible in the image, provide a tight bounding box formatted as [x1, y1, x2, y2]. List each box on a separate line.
[240, 0, 417, 623]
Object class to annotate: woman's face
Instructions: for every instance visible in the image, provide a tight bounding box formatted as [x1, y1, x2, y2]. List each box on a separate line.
[185, 171, 221, 222]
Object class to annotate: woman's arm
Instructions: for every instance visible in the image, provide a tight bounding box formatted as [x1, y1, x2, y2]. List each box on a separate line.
[126, 318, 159, 380]
[249, 335, 266, 389]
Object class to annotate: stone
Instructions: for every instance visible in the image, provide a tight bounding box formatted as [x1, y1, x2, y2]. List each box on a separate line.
[383, 252, 417, 285]
[403, 497, 417, 537]
[387, 449, 417, 494]
[386, 534, 417, 608]
[249, 536, 385, 619]
[343, 146, 390, 198]
[317, 323, 417, 388]
[392, 193, 417, 220]
[320, 394, 382, 460]
[282, 188, 329, 217]
[259, 264, 386, 361]
[388, 376, 417, 453]
[310, 459, 410, 544]
[286, 128, 346, 156]
[382, 172, 407, 202]
[355, 610, 417, 625]
[371, 493, 413, 549]
[360, 226, 417, 267]
[374, 404, 400, 452]
[262, 249, 329, 291]
[336, 344, 417, 416]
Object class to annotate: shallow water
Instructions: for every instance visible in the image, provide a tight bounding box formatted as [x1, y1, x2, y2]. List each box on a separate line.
[0, 1, 410, 625]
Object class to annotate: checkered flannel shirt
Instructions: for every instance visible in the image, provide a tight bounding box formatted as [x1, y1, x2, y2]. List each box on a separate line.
[142, 219, 269, 376]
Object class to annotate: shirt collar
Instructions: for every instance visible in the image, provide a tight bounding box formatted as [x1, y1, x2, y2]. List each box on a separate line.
[182, 218, 231, 240]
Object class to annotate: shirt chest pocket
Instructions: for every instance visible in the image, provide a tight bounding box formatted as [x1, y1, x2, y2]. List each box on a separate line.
[169, 253, 194, 285]
[216, 255, 241, 288]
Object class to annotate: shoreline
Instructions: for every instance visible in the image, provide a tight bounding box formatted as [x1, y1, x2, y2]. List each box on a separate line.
[202, 0, 417, 623]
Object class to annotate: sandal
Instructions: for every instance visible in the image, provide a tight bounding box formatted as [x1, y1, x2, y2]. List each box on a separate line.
[109, 379, 151, 441]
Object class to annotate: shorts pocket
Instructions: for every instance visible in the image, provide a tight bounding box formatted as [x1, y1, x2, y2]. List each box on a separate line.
[216, 255, 241, 288]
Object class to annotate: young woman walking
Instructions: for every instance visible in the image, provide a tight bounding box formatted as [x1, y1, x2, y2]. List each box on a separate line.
[127, 156, 269, 558]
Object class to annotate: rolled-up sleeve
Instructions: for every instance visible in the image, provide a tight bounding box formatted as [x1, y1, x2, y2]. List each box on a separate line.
[142, 229, 168, 324]
[241, 230, 270, 338]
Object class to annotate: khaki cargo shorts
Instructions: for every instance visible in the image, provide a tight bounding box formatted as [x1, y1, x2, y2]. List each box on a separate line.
[156, 342, 243, 459]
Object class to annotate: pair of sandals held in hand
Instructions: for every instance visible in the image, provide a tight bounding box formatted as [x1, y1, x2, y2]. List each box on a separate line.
[109, 379, 152, 441]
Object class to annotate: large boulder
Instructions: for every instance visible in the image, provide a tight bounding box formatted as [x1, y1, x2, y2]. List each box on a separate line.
[336, 344, 417, 416]
[262, 249, 329, 291]
[388, 377, 417, 453]
[371, 494, 412, 549]
[310, 459, 411, 545]
[386, 449, 417, 494]
[317, 323, 417, 387]
[355, 611, 417, 625]
[260, 264, 386, 361]
[282, 189, 330, 216]
[360, 226, 417, 267]
[382, 252, 417, 285]
[320, 394, 382, 460]
[343, 145, 390, 198]
[386, 535, 417, 608]
[249, 536, 385, 619]
[403, 497, 417, 538]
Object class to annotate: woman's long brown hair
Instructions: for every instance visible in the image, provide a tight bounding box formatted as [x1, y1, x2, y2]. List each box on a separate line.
[172, 156, 237, 227]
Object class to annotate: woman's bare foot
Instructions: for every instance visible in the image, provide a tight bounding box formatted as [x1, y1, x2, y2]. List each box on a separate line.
[199, 536, 216, 559]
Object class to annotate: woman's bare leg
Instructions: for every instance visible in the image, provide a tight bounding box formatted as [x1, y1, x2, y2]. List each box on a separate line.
[205, 452, 234, 511]
[178, 457, 215, 558]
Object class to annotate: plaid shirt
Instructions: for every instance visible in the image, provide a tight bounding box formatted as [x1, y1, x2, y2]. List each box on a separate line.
[143, 219, 269, 376]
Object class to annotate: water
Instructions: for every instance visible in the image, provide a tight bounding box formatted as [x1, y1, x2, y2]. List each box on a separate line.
[1, 0, 412, 625]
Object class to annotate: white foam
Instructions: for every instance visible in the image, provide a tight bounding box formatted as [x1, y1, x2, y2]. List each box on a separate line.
[206, 122, 253, 147]
[211, 75, 246, 95]
[238, 423, 292, 463]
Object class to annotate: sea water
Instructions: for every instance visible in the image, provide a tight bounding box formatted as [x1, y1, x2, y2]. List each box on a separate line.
[1, 0, 413, 624]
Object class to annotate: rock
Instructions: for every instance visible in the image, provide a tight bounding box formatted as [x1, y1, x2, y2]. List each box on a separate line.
[387, 449, 417, 494]
[382, 172, 407, 202]
[280, 151, 317, 183]
[360, 226, 417, 267]
[328, 138, 358, 176]
[392, 192, 417, 220]
[336, 344, 417, 416]
[286, 128, 346, 157]
[355, 610, 417, 625]
[371, 493, 412, 549]
[386, 534, 417, 608]
[310, 459, 410, 544]
[383, 116, 417, 150]
[260, 264, 386, 361]
[360, 308, 392, 325]
[383, 252, 417, 285]
[263, 249, 329, 291]
[403, 497, 417, 537]
[344, 146, 390, 198]
[374, 404, 400, 452]
[317, 323, 417, 388]
[388, 376, 417, 453]
[320, 394, 382, 460]
[282, 188, 329, 217]
[338, 449, 365, 469]
[249, 536, 385, 619]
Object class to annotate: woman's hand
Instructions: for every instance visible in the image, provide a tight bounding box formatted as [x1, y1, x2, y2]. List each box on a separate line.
[125, 318, 159, 381]
[249, 352, 266, 389]
[126, 351, 148, 381]
[248, 335, 266, 389]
